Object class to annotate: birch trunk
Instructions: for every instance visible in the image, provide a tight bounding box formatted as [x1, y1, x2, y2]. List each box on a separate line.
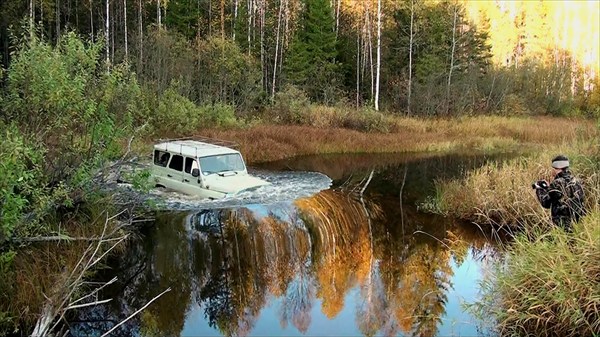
[157, 0, 161, 29]
[106, 0, 110, 65]
[247, 0, 252, 53]
[446, 5, 458, 115]
[407, 0, 414, 115]
[30, 0, 34, 40]
[221, 0, 225, 40]
[89, 0, 94, 42]
[124, 0, 128, 60]
[139, 0, 143, 65]
[233, 0, 238, 40]
[260, 0, 265, 90]
[363, 2, 374, 100]
[375, 0, 381, 111]
[271, 0, 283, 99]
[356, 30, 361, 108]
[335, 0, 341, 38]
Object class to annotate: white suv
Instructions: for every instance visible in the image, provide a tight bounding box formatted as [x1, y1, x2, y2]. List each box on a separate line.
[151, 138, 269, 199]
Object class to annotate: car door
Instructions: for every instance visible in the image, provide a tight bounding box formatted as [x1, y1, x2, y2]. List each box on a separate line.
[166, 154, 185, 191]
[183, 156, 204, 195]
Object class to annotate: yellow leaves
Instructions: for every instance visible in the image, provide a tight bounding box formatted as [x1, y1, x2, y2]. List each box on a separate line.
[464, 0, 600, 73]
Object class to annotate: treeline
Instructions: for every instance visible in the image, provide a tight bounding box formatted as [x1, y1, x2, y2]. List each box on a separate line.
[1, 0, 599, 117]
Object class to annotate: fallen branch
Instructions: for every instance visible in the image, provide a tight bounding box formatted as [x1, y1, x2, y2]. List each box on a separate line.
[100, 287, 172, 337]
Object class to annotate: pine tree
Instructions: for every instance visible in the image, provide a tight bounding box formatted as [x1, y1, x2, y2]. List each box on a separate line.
[285, 0, 339, 102]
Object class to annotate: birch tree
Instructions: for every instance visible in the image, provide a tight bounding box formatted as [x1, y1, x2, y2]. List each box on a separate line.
[407, 0, 414, 115]
[446, 3, 458, 115]
[375, 0, 381, 111]
[106, 0, 110, 65]
[124, 0, 128, 60]
[271, 0, 284, 99]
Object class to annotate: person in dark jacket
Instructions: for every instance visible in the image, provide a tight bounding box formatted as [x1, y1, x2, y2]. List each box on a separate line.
[534, 155, 585, 231]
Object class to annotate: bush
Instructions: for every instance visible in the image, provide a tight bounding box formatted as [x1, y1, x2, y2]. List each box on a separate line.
[198, 103, 240, 129]
[269, 85, 310, 124]
[0, 126, 45, 242]
[342, 107, 390, 133]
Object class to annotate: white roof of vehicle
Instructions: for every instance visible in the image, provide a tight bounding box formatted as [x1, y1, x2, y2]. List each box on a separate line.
[154, 140, 240, 158]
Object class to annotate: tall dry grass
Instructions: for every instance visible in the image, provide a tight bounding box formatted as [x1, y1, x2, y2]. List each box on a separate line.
[197, 115, 597, 164]
[472, 208, 600, 337]
[430, 140, 600, 230]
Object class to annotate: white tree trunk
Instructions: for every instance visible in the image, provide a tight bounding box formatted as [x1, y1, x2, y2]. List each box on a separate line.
[271, 0, 283, 99]
[139, 0, 143, 65]
[157, 0, 161, 29]
[233, 0, 238, 40]
[260, 0, 265, 90]
[89, 0, 93, 41]
[446, 5, 458, 115]
[407, 0, 414, 115]
[124, 0, 128, 60]
[356, 30, 361, 108]
[335, 0, 341, 38]
[366, 3, 374, 100]
[247, 0, 252, 53]
[29, 0, 34, 40]
[375, 0, 381, 111]
[106, 0, 110, 65]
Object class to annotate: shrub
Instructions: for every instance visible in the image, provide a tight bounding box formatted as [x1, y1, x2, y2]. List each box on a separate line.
[198, 103, 240, 129]
[270, 85, 311, 124]
[342, 107, 390, 133]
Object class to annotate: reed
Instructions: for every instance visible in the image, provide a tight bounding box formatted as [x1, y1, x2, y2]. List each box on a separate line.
[472, 209, 600, 337]
[431, 141, 600, 230]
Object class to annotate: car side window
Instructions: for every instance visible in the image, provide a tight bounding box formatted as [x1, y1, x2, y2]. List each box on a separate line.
[154, 150, 170, 167]
[169, 155, 184, 171]
[184, 157, 198, 174]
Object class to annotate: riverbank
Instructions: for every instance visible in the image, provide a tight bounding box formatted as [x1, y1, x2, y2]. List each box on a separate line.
[428, 137, 600, 335]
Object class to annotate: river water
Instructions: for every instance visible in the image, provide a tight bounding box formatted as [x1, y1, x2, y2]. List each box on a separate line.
[70, 153, 503, 337]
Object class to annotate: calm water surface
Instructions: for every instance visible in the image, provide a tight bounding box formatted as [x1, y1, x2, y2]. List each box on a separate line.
[71, 153, 503, 337]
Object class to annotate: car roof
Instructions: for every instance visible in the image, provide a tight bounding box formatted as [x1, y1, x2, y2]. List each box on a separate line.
[154, 140, 240, 158]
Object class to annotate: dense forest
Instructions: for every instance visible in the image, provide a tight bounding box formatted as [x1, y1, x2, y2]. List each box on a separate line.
[1, 0, 599, 117]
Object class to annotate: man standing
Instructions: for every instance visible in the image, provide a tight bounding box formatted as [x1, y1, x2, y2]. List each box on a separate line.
[534, 155, 586, 231]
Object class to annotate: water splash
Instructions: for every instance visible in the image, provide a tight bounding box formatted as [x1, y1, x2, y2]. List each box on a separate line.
[144, 169, 332, 210]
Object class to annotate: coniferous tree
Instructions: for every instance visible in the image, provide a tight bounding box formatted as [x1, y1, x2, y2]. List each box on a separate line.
[285, 0, 339, 102]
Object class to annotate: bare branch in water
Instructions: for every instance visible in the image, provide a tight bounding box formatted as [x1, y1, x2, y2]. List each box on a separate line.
[100, 287, 172, 337]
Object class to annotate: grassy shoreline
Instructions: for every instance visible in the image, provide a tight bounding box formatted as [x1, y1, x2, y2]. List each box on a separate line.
[192, 116, 597, 164]
[425, 127, 600, 335]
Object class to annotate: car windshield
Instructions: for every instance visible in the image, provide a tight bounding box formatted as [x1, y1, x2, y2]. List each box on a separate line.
[199, 153, 245, 175]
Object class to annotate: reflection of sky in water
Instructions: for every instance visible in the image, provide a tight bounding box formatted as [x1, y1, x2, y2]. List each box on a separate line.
[182, 250, 486, 337]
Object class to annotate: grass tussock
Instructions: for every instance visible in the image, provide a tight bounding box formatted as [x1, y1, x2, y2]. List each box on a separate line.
[473, 210, 600, 337]
[430, 141, 600, 229]
[197, 115, 596, 164]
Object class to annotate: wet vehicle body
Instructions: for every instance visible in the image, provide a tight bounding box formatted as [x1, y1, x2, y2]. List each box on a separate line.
[152, 138, 269, 199]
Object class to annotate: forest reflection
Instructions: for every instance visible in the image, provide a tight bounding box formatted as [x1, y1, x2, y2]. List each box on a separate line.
[73, 176, 495, 337]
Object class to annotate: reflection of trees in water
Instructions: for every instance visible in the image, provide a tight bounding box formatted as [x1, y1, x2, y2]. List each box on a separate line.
[76, 186, 495, 337]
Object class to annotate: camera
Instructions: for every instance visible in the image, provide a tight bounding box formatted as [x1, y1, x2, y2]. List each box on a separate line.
[531, 180, 549, 190]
